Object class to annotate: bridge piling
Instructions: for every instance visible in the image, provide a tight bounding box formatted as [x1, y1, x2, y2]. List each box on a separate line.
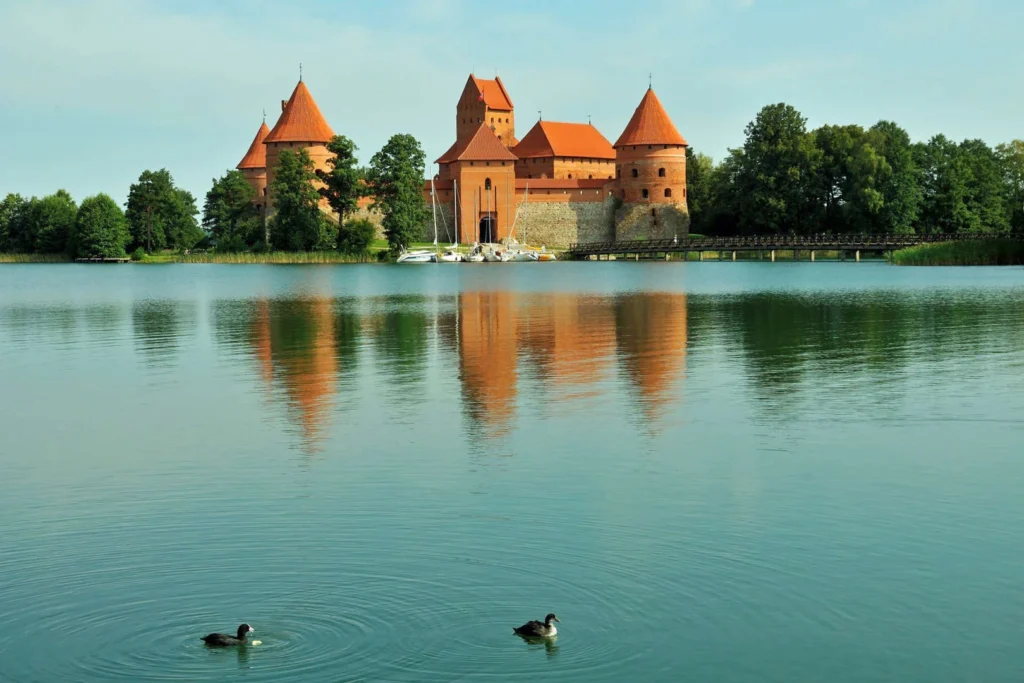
[855, 250, 860, 262]
[770, 250, 776, 262]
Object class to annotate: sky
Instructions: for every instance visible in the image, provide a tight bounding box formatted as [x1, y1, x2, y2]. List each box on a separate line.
[1, 0, 1022, 206]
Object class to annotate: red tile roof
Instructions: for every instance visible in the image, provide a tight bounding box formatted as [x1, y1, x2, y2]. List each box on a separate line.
[512, 121, 615, 160]
[436, 124, 518, 163]
[614, 88, 687, 148]
[237, 121, 270, 169]
[471, 75, 514, 111]
[264, 80, 334, 144]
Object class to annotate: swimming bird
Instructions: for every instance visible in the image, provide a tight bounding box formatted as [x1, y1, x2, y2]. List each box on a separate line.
[513, 613, 559, 638]
[201, 624, 254, 647]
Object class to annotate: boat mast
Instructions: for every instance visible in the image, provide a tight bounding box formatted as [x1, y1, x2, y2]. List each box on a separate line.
[452, 179, 459, 248]
[430, 178, 439, 255]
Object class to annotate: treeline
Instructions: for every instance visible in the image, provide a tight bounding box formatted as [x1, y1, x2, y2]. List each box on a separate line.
[686, 103, 1024, 236]
[0, 170, 203, 259]
[0, 133, 431, 259]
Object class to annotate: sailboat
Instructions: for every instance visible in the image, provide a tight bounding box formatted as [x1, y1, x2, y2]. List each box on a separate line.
[502, 183, 539, 262]
[439, 179, 463, 262]
[397, 179, 441, 264]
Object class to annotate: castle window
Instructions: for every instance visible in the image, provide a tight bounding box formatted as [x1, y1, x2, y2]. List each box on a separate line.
[490, 117, 494, 123]
[648, 145, 652, 150]
[642, 188, 649, 199]
[485, 178, 491, 190]
[664, 188, 672, 198]
[588, 175, 593, 179]
[651, 208, 656, 217]
[567, 173, 572, 179]
[658, 168, 666, 177]
[631, 168, 639, 178]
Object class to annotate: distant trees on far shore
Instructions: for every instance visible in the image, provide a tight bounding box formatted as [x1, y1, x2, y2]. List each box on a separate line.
[686, 103, 1024, 236]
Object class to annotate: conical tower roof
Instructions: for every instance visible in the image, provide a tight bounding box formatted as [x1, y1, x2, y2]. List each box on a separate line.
[264, 80, 335, 144]
[237, 121, 270, 169]
[613, 88, 687, 148]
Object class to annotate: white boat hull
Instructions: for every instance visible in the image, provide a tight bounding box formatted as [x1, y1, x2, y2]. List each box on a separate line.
[396, 250, 437, 263]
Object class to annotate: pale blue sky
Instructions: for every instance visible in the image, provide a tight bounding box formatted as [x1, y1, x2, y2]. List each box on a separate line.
[1, 0, 1021, 206]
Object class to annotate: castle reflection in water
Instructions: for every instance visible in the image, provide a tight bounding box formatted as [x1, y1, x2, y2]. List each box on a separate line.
[212, 292, 688, 451]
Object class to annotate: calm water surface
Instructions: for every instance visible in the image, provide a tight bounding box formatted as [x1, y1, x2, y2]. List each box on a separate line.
[1, 263, 1023, 682]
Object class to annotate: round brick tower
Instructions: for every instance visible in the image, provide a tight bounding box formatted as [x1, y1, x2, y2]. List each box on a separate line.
[263, 79, 335, 215]
[237, 120, 270, 219]
[612, 88, 689, 240]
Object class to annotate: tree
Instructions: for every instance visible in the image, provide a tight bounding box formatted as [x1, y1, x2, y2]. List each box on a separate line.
[31, 190, 78, 254]
[367, 134, 430, 253]
[733, 103, 821, 234]
[685, 147, 715, 234]
[70, 194, 130, 258]
[167, 188, 204, 250]
[868, 121, 922, 234]
[996, 140, 1024, 232]
[125, 169, 202, 252]
[812, 125, 888, 233]
[338, 217, 376, 256]
[0, 193, 29, 252]
[317, 135, 366, 249]
[203, 170, 262, 250]
[959, 139, 1009, 234]
[917, 136, 1009, 234]
[268, 148, 335, 251]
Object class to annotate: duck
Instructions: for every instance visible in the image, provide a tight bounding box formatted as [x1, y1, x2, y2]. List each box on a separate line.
[201, 623, 254, 647]
[513, 613, 560, 638]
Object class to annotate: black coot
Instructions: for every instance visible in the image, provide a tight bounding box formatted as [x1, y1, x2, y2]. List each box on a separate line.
[201, 623, 254, 647]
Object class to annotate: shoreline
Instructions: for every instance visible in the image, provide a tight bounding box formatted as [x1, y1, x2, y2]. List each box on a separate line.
[4, 239, 1023, 266]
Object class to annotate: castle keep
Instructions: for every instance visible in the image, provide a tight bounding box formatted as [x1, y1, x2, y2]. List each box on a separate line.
[237, 75, 690, 247]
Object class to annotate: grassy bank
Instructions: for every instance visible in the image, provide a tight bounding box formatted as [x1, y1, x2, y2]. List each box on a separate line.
[890, 240, 1024, 266]
[0, 253, 71, 263]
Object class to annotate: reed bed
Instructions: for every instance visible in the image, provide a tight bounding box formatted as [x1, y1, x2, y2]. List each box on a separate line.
[890, 240, 1024, 266]
[0, 253, 71, 263]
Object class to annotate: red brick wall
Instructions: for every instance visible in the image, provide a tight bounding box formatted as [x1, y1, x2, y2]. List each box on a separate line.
[614, 144, 687, 205]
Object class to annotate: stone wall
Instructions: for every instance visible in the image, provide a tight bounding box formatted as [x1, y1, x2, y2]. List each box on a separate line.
[614, 202, 690, 241]
[512, 196, 616, 248]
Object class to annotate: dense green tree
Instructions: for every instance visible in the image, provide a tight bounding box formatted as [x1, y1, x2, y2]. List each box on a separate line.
[32, 190, 78, 254]
[317, 135, 366, 249]
[338, 217, 376, 256]
[685, 147, 715, 234]
[1, 194, 41, 252]
[268, 148, 335, 251]
[203, 170, 262, 250]
[812, 125, 888, 233]
[0, 193, 28, 252]
[867, 121, 922, 234]
[367, 134, 430, 253]
[733, 103, 821, 234]
[959, 139, 1010, 234]
[915, 135, 972, 233]
[70, 194, 130, 258]
[917, 136, 1009, 234]
[125, 169, 202, 252]
[996, 140, 1024, 232]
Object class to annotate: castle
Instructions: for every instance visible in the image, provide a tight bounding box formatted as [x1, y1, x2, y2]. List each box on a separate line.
[236, 75, 690, 246]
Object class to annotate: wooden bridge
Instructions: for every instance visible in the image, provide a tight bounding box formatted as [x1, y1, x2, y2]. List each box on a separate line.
[567, 233, 1022, 261]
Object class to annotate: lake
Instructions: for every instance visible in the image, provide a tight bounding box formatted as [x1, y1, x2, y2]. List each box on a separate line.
[1, 262, 1023, 682]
